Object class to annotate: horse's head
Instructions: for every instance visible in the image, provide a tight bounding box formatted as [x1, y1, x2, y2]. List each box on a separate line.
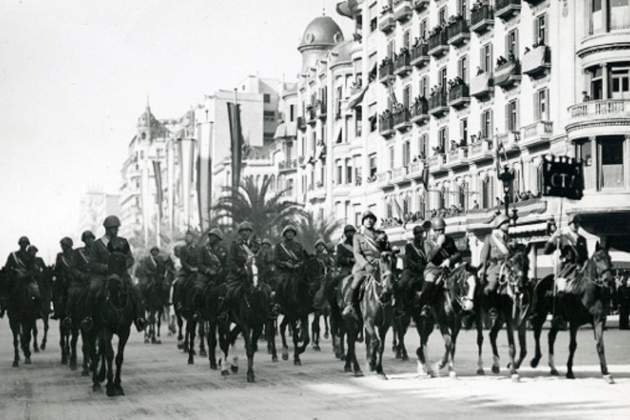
[106, 274, 129, 308]
[377, 249, 398, 299]
[503, 249, 530, 292]
[590, 245, 614, 284]
[450, 264, 477, 312]
[246, 255, 260, 289]
[301, 256, 327, 293]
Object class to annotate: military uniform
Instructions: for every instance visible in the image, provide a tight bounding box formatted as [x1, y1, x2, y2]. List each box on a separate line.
[544, 230, 588, 280]
[192, 242, 227, 315]
[274, 238, 305, 291]
[336, 240, 355, 279]
[54, 250, 77, 319]
[480, 230, 512, 293]
[399, 239, 427, 298]
[66, 245, 92, 324]
[223, 239, 256, 306]
[5, 247, 39, 302]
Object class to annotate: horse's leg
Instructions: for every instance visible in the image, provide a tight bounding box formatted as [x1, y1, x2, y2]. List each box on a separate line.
[104, 331, 117, 397]
[547, 322, 560, 376]
[22, 321, 33, 364]
[155, 309, 162, 344]
[311, 314, 320, 351]
[177, 315, 184, 349]
[375, 322, 389, 379]
[294, 316, 310, 365]
[505, 319, 520, 382]
[280, 317, 290, 361]
[323, 314, 330, 339]
[514, 322, 527, 370]
[436, 322, 454, 377]
[41, 316, 49, 350]
[416, 320, 435, 377]
[475, 310, 485, 375]
[69, 326, 79, 371]
[187, 320, 196, 365]
[80, 328, 90, 376]
[32, 320, 39, 353]
[89, 331, 101, 392]
[207, 321, 218, 369]
[244, 325, 255, 383]
[228, 325, 241, 373]
[198, 322, 207, 357]
[592, 318, 614, 384]
[364, 318, 377, 372]
[566, 322, 579, 380]
[489, 318, 503, 375]
[114, 329, 130, 396]
[266, 319, 278, 362]
[218, 323, 231, 376]
[11, 320, 20, 367]
[529, 307, 547, 369]
[59, 323, 68, 365]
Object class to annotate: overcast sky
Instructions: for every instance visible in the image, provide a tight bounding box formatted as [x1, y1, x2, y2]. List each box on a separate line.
[0, 0, 352, 262]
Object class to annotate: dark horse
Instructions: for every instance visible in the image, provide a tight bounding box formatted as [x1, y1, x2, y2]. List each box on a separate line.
[33, 265, 53, 353]
[218, 256, 269, 382]
[338, 251, 397, 378]
[0, 266, 39, 367]
[480, 249, 533, 382]
[173, 273, 207, 364]
[275, 256, 326, 365]
[89, 254, 136, 397]
[416, 263, 478, 378]
[143, 267, 174, 345]
[529, 245, 615, 383]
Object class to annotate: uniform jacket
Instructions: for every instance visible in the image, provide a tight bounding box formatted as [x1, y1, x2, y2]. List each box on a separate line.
[336, 241, 355, 269]
[90, 236, 134, 275]
[5, 249, 33, 278]
[55, 251, 78, 281]
[404, 241, 427, 274]
[227, 240, 255, 278]
[544, 231, 588, 267]
[352, 227, 388, 274]
[424, 235, 461, 272]
[74, 246, 93, 280]
[198, 244, 228, 276]
[274, 240, 305, 270]
[479, 230, 511, 267]
[178, 244, 198, 274]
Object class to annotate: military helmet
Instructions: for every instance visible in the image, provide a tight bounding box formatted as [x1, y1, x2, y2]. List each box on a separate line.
[412, 225, 425, 235]
[567, 214, 581, 225]
[282, 224, 297, 237]
[431, 217, 447, 230]
[208, 228, 223, 240]
[343, 224, 356, 234]
[81, 230, 95, 242]
[493, 214, 510, 229]
[103, 215, 121, 228]
[28, 245, 39, 253]
[314, 238, 326, 248]
[150, 246, 160, 253]
[237, 221, 253, 232]
[361, 210, 377, 223]
[60, 237, 73, 247]
[18, 236, 30, 245]
[261, 238, 272, 246]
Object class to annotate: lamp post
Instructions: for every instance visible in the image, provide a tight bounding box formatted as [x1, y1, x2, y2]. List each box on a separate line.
[498, 165, 514, 218]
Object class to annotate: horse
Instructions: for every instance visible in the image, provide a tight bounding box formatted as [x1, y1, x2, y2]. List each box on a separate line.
[32, 265, 53, 353]
[529, 245, 615, 383]
[65, 276, 92, 376]
[415, 263, 478, 379]
[143, 267, 173, 345]
[0, 266, 40, 367]
[275, 256, 327, 365]
[172, 272, 207, 364]
[480, 249, 533, 382]
[217, 256, 270, 382]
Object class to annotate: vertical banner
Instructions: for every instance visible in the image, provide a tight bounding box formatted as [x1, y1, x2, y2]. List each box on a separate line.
[197, 121, 213, 232]
[152, 160, 163, 219]
[227, 102, 244, 191]
[167, 140, 175, 233]
[178, 137, 196, 229]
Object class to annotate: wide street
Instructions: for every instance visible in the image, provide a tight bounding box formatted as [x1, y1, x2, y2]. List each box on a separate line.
[0, 315, 628, 420]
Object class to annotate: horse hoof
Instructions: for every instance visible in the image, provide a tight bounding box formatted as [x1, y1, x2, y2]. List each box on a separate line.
[377, 373, 388, 380]
[324, 332, 329, 339]
[221, 370, 230, 376]
[247, 374, 255, 383]
[402, 354, 409, 362]
[491, 365, 500, 375]
[144, 338, 150, 344]
[61, 356, 68, 365]
[339, 354, 346, 361]
[82, 370, 90, 377]
[70, 362, 77, 371]
[530, 358, 540, 369]
[199, 349, 207, 357]
[449, 371, 458, 379]
[312, 345, 320, 352]
[294, 359, 302, 366]
[40, 343, 46, 351]
[153, 340, 161, 345]
[550, 368, 559, 376]
[106, 386, 117, 397]
[93, 384, 101, 392]
[566, 372, 575, 380]
[24, 357, 31, 365]
[511, 374, 521, 383]
[188, 358, 194, 365]
[12, 361, 19, 368]
[210, 362, 218, 370]
[282, 353, 289, 361]
[344, 365, 352, 373]
[272, 355, 278, 363]
[476, 368, 485, 376]
[604, 374, 615, 384]
[354, 370, 364, 377]
[231, 366, 238, 373]
[33, 347, 40, 353]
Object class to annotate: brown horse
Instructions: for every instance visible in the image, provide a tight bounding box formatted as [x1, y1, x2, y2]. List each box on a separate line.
[529, 245, 615, 383]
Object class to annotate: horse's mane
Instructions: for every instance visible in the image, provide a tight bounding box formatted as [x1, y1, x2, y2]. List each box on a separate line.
[573, 247, 610, 290]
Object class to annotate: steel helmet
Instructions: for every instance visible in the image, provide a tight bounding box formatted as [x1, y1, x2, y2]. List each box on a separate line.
[208, 228, 223, 240]
[412, 225, 425, 235]
[103, 215, 121, 228]
[261, 238, 272, 246]
[282, 224, 297, 237]
[431, 218, 447, 230]
[60, 237, 74, 247]
[567, 214, 581, 225]
[314, 238, 326, 248]
[493, 214, 510, 229]
[343, 224, 357, 233]
[150, 246, 160, 253]
[361, 210, 377, 223]
[18, 236, 30, 245]
[81, 230, 95, 242]
[237, 221, 253, 232]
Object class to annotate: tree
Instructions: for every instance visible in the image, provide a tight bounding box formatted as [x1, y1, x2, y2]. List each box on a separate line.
[212, 175, 304, 243]
[294, 211, 344, 255]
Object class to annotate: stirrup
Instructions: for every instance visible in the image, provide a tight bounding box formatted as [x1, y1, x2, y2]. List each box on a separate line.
[135, 318, 148, 332]
[488, 307, 498, 320]
[61, 317, 72, 329]
[420, 305, 431, 318]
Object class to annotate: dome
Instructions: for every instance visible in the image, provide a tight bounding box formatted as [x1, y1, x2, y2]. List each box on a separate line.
[298, 16, 344, 52]
[331, 41, 354, 66]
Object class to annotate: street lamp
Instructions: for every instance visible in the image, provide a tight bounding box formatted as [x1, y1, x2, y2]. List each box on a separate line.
[498, 165, 514, 217]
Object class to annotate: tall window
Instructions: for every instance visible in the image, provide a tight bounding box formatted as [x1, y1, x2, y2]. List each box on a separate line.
[506, 100, 519, 132]
[387, 40, 395, 58]
[591, 0, 604, 34]
[458, 0, 468, 18]
[611, 66, 630, 99]
[439, 6, 448, 24]
[600, 136, 625, 189]
[439, 67, 447, 91]
[420, 19, 427, 39]
[287, 179, 294, 196]
[535, 89, 549, 121]
[390, 146, 395, 169]
[420, 76, 429, 98]
[481, 43, 493, 73]
[481, 110, 493, 139]
[506, 29, 519, 59]
[355, 106, 362, 138]
[369, 154, 378, 177]
[346, 158, 353, 184]
[419, 133, 428, 157]
[403, 85, 411, 109]
[438, 127, 448, 152]
[403, 141, 411, 166]
[481, 176, 494, 209]
[403, 31, 410, 49]
[610, 0, 630, 31]
[460, 180, 469, 211]
[460, 118, 468, 144]
[336, 161, 343, 184]
[459, 55, 469, 84]
[535, 14, 547, 44]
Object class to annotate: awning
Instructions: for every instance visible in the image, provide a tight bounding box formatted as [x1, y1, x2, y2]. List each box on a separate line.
[508, 221, 548, 235]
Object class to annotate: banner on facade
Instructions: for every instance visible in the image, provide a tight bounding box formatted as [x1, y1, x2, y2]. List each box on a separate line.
[152, 160, 163, 219]
[542, 154, 584, 200]
[227, 102, 244, 191]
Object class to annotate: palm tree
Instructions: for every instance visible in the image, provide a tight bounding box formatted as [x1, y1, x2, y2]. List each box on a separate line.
[294, 211, 344, 255]
[212, 175, 304, 242]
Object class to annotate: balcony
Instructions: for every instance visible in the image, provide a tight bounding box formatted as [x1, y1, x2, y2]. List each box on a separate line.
[446, 18, 470, 47]
[393, 0, 412, 22]
[427, 29, 449, 58]
[470, 72, 493, 100]
[410, 42, 430, 68]
[522, 45, 550, 79]
[520, 121, 553, 148]
[428, 90, 449, 118]
[379, 9, 395, 33]
[392, 166, 406, 183]
[278, 159, 298, 173]
[467, 139, 495, 162]
[428, 153, 447, 173]
[470, 4, 494, 35]
[379, 58, 396, 85]
[412, 0, 429, 13]
[410, 97, 429, 125]
[297, 116, 306, 131]
[307, 106, 318, 125]
[566, 100, 630, 140]
[494, 59, 521, 90]
[445, 147, 468, 168]
[379, 111, 395, 138]
[447, 82, 470, 109]
[394, 49, 412, 78]
[495, 0, 521, 21]
[496, 130, 520, 152]
[377, 170, 393, 187]
[393, 106, 412, 132]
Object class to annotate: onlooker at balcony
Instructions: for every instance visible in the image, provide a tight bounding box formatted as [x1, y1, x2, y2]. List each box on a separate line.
[582, 91, 591, 102]
[496, 56, 508, 66]
[476, 66, 484, 75]
[472, 200, 480, 209]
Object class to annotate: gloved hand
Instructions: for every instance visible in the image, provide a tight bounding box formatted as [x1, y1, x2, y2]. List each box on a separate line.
[440, 259, 450, 268]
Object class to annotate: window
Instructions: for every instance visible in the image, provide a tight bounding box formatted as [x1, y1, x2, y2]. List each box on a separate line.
[390, 146, 395, 169]
[420, 76, 429, 98]
[481, 109, 493, 139]
[460, 180, 469, 211]
[355, 106, 362, 138]
[535, 14, 547, 45]
[417, 191, 426, 220]
[481, 43, 493, 73]
[336, 86, 342, 118]
[263, 93, 271, 103]
[387, 41, 395, 59]
[439, 7, 447, 25]
[346, 158, 353, 184]
[599, 136, 625, 189]
[403, 141, 411, 167]
[535, 89, 549, 121]
[337, 161, 343, 185]
[369, 154, 378, 177]
[403, 31, 410, 49]
[611, 67, 630, 100]
[287, 179, 294, 196]
[264, 110, 275, 122]
[420, 19, 427, 40]
[438, 127, 448, 152]
[460, 118, 468, 144]
[289, 105, 295, 122]
[609, 0, 630, 31]
[403, 85, 411, 109]
[458, 0, 468, 18]
[506, 29, 519, 59]
[481, 176, 494, 209]
[506, 100, 519, 132]
[439, 67, 447, 91]
[419, 133, 428, 158]
[458, 55, 469, 84]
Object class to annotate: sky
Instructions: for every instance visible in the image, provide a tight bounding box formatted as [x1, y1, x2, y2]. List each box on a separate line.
[0, 0, 352, 263]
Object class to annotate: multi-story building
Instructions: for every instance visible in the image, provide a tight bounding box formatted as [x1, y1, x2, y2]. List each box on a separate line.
[77, 186, 121, 239]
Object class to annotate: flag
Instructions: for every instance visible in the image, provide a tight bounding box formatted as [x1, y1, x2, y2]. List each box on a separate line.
[178, 138, 196, 228]
[420, 160, 430, 189]
[197, 122, 213, 232]
[386, 79, 398, 105]
[346, 84, 369, 110]
[227, 102, 244, 191]
[495, 139, 504, 175]
[152, 160, 163, 219]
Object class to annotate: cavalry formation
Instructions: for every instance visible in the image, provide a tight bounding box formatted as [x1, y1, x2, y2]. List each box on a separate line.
[0, 210, 617, 398]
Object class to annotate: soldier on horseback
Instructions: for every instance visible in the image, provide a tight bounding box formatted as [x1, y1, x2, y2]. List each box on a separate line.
[415, 218, 462, 318]
[257, 238, 275, 282]
[81, 215, 148, 332]
[52, 237, 76, 322]
[64, 231, 94, 328]
[544, 214, 588, 295]
[5, 236, 40, 307]
[337, 225, 357, 279]
[480, 214, 513, 319]
[173, 231, 199, 313]
[314, 238, 334, 269]
[342, 211, 390, 318]
[274, 224, 305, 296]
[398, 224, 429, 311]
[192, 228, 227, 321]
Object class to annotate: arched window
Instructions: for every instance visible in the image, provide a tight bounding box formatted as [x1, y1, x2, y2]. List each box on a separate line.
[536, 164, 544, 196]
[460, 180, 468, 211]
[417, 190, 426, 220]
[482, 175, 494, 209]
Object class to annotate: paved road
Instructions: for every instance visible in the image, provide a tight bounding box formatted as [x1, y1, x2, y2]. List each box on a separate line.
[0, 316, 628, 420]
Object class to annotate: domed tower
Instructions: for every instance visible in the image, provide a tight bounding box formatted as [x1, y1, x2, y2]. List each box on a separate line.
[298, 15, 345, 73]
[137, 101, 155, 142]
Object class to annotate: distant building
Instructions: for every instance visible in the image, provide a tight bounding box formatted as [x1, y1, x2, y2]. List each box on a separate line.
[78, 186, 121, 238]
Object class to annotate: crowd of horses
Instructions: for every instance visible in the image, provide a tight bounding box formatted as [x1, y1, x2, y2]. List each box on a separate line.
[0, 242, 617, 399]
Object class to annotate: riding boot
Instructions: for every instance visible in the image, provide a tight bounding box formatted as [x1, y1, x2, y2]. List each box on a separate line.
[487, 291, 498, 320]
[416, 281, 435, 318]
[217, 296, 229, 323]
[342, 284, 360, 318]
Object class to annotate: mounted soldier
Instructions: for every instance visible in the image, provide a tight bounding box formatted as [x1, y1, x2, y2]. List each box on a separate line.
[5, 236, 40, 307]
[65, 231, 95, 327]
[314, 238, 334, 269]
[544, 214, 588, 295]
[81, 215, 147, 332]
[257, 238, 275, 284]
[192, 228, 227, 321]
[336, 225, 357, 280]
[173, 231, 199, 313]
[398, 224, 429, 310]
[342, 211, 391, 318]
[52, 237, 76, 323]
[480, 214, 513, 319]
[274, 224, 305, 295]
[415, 217, 462, 318]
